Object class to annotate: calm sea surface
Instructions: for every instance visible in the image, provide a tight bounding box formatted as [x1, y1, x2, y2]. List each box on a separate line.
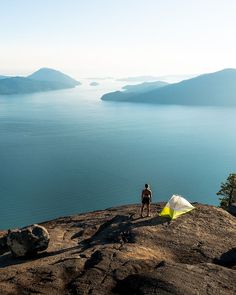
[1, 81, 236, 229]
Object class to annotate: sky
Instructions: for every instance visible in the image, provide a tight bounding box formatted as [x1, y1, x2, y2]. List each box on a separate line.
[1, 0, 236, 78]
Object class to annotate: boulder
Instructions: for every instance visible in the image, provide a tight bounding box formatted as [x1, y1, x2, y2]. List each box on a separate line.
[6, 224, 50, 257]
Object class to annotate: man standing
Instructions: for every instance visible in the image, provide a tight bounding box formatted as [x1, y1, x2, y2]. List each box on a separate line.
[141, 184, 152, 217]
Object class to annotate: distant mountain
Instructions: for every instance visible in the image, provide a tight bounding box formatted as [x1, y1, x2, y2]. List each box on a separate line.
[87, 77, 114, 80]
[117, 74, 196, 83]
[155, 74, 197, 83]
[102, 69, 236, 105]
[90, 82, 99, 86]
[101, 81, 168, 102]
[28, 68, 80, 87]
[0, 77, 79, 95]
[0, 68, 81, 95]
[122, 81, 169, 93]
[117, 75, 161, 82]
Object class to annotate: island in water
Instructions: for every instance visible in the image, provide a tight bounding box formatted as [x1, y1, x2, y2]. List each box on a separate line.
[0, 68, 81, 95]
[122, 81, 169, 93]
[90, 81, 100, 86]
[102, 68, 236, 105]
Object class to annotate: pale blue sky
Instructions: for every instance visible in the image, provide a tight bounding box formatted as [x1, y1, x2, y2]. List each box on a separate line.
[1, 0, 236, 78]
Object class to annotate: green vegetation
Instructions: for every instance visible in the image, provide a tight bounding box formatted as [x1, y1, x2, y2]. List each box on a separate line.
[217, 173, 236, 209]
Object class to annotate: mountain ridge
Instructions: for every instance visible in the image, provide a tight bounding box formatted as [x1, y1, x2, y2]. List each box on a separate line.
[102, 68, 236, 105]
[0, 68, 80, 95]
[28, 67, 80, 87]
[122, 81, 169, 93]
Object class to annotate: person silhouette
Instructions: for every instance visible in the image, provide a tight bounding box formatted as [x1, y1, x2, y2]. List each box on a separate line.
[140, 183, 152, 217]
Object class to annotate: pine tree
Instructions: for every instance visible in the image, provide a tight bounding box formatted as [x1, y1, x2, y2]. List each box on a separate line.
[217, 173, 236, 209]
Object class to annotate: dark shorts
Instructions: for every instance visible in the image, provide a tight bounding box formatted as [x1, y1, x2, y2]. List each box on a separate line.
[142, 197, 150, 205]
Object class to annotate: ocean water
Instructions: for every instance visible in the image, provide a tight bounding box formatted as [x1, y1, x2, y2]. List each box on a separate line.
[1, 81, 236, 229]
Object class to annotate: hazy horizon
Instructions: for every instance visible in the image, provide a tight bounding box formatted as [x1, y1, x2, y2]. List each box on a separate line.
[1, 0, 236, 79]
[0, 66, 199, 83]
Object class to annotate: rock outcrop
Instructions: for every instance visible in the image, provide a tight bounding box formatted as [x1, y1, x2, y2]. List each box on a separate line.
[115, 262, 236, 295]
[0, 203, 235, 294]
[0, 224, 50, 258]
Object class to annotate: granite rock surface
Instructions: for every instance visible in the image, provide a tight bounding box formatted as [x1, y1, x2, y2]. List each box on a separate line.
[0, 203, 235, 294]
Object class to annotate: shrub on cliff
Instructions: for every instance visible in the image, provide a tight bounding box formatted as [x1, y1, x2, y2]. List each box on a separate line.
[217, 173, 236, 209]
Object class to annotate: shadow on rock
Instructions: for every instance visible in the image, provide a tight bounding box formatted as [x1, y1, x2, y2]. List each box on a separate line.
[214, 247, 236, 267]
[84, 250, 103, 269]
[0, 245, 79, 268]
[131, 215, 170, 229]
[114, 273, 177, 295]
[75, 214, 170, 253]
[77, 215, 135, 251]
[113, 261, 236, 295]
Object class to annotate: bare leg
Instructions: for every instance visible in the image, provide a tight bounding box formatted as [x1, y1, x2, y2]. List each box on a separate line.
[140, 204, 144, 217]
[147, 204, 151, 217]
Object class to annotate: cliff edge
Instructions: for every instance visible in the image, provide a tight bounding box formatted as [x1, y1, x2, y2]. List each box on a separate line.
[0, 203, 236, 294]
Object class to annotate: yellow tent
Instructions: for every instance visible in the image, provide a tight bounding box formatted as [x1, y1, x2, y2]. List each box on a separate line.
[160, 194, 194, 219]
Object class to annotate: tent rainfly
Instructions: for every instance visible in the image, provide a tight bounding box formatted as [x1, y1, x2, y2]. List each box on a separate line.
[160, 195, 194, 219]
